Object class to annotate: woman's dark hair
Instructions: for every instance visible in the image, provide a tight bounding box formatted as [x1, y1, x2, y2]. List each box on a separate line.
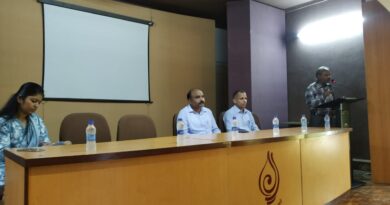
[0, 82, 44, 119]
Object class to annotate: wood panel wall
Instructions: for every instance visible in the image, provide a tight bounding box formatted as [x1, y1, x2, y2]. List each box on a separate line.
[362, 0, 390, 183]
[0, 0, 216, 140]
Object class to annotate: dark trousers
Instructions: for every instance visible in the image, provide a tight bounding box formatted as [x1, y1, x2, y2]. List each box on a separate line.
[0, 185, 3, 201]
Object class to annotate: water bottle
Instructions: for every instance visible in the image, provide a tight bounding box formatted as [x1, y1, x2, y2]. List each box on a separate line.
[301, 114, 308, 133]
[324, 114, 331, 130]
[177, 118, 185, 136]
[272, 116, 280, 136]
[86, 119, 96, 153]
[231, 116, 238, 133]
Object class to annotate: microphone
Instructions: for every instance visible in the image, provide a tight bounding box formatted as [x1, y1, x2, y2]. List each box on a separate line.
[324, 79, 336, 99]
[325, 79, 336, 86]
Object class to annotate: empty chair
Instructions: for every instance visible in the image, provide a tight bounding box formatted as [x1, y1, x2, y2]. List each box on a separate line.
[117, 114, 157, 141]
[60, 113, 111, 144]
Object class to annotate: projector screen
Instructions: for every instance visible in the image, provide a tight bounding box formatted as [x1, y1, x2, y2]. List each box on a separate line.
[42, 1, 152, 102]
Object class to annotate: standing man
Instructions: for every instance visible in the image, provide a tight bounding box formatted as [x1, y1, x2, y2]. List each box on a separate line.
[177, 89, 220, 135]
[305, 66, 335, 126]
[223, 90, 259, 132]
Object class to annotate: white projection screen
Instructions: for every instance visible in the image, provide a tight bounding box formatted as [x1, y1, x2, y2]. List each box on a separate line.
[42, 1, 152, 102]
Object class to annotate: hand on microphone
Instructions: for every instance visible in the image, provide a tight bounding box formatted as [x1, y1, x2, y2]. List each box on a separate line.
[324, 79, 335, 102]
[324, 90, 332, 97]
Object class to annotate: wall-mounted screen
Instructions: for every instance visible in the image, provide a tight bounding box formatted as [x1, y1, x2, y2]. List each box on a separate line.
[42, 1, 152, 102]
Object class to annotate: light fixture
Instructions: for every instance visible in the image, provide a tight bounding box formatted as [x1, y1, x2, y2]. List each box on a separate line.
[297, 11, 364, 45]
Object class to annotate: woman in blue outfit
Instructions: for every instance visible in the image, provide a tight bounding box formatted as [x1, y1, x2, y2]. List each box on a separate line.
[0, 82, 51, 199]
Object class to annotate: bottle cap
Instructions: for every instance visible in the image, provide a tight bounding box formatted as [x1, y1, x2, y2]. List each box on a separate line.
[88, 119, 94, 125]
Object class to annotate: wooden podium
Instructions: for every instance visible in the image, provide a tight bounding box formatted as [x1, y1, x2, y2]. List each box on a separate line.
[317, 97, 365, 187]
[316, 97, 364, 128]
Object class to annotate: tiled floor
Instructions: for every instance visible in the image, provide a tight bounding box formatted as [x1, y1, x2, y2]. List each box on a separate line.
[328, 183, 390, 205]
[328, 170, 390, 205]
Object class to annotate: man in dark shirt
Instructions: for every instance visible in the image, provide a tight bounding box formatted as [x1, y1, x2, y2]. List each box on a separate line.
[305, 66, 335, 126]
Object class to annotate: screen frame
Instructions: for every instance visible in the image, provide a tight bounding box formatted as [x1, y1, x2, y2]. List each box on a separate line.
[40, 0, 154, 103]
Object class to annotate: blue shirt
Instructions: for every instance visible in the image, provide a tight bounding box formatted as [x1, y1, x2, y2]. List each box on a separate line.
[0, 113, 51, 186]
[223, 105, 259, 132]
[177, 105, 221, 135]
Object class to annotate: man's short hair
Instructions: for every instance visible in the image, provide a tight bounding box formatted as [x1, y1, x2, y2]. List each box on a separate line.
[186, 88, 201, 100]
[232, 90, 246, 99]
[316, 66, 330, 78]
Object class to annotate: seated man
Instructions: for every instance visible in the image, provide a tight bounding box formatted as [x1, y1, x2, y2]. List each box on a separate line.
[177, 89, 220, 135]
[223, 90, 260, 132]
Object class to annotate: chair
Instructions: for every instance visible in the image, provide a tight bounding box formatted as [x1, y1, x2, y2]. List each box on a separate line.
[218, 112, 226, 132]
[219, 111, 262, 132]
[59, 113, 111, 144]
[172, 114, 178, 136]
[117, 115, 157, 141]
[252, 113, 261, 130]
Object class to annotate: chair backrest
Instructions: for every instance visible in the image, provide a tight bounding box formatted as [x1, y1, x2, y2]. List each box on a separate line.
[218, 111, 226, 132]
[252, 113, 261, 130]
[60, 113, 111, 144]
[117, 114, 157, 141]
[172, 114, 178, 136]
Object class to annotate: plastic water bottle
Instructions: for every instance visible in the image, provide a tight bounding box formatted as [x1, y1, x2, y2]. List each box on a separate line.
[301, 114, 308, 133]
[177, 118, 185, 136]
[86, 119, 96, 153]
[231, 116, 239, 133]
[324, 114, 331, 130]
[272, 116, 280, 136]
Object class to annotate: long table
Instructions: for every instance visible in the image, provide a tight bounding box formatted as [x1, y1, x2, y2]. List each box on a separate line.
[4, 127, 351, 205]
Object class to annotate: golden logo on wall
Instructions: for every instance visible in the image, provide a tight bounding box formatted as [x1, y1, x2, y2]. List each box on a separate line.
[259, 151, 280, 205]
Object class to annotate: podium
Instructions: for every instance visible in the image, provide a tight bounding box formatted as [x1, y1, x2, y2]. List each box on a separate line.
[317, 97, 365, 188]
[316, 97, 364, 128]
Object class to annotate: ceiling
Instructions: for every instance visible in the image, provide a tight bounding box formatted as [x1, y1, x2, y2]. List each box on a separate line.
[118, 0, 318, 28]
[255, 0, 319, 9]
